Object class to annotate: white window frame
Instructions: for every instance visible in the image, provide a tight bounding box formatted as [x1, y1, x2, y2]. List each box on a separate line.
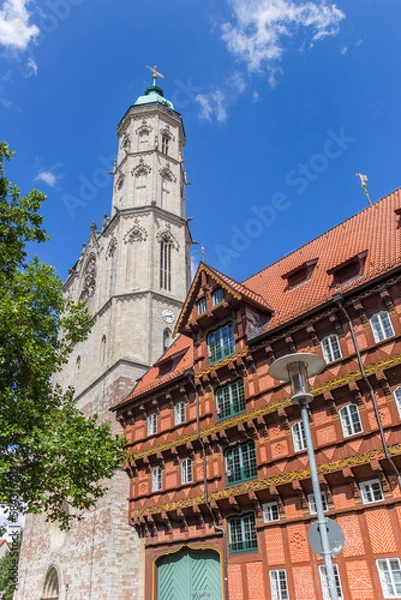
[174, 401, 186, 426]
[147, 412, 157, 436]
[151, 467, 162, 492]
[197, 297, 207, 314]
[269, 569, 289, 600]
[370, 310, 395, 343]
[181, 458, 193, 485]
[319, 564, 343, 600]
[321, 334, 342, 363]
[394, 387, 401, 418]
[308, 492, 328, 515]
[377, 557, 401, 598]
[339, 403, 363, 437]
[212, 287, 223, 306]
[292, 420, 307, 452]
[359, 479, 384, 504]
[262, 501, 280, 523]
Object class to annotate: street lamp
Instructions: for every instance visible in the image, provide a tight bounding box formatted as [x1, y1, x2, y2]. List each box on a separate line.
[269, 353, 340, 600]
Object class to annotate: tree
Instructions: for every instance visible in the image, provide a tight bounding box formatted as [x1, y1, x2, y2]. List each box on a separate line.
[0, 531, 21, 600]
[0, 142, 125, 528]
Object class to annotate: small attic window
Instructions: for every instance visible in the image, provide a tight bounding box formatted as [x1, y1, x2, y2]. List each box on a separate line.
[328, 251, 367, 287]
[282, 259, 318, 291]
[212, 287, 223, 306]
[197, 297, 207, 314]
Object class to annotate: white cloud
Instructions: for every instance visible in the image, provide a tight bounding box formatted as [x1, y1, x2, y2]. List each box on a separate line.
[195, 69, 250, 124]
[221, 0, 345, 85]
[25, 55, 38, 76]
[341, 45, 348, 55]
[195, 90, 228, 124]
[34, 170, 59, 188]
[0, 97, 12, 107]
[0, 0, 39, 51]
[226, 70, 247, 93]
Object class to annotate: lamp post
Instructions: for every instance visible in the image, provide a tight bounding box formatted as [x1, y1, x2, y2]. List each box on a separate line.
[269, 353, 339, 600]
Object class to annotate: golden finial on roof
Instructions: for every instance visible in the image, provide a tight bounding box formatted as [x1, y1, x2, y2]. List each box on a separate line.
[146, 65, 164, 85]
[355, 173, 372, 206]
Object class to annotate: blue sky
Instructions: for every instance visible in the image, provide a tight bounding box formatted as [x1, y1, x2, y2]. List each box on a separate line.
[1, 0, 401, 284]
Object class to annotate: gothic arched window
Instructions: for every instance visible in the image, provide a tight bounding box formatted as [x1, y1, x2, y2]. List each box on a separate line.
[162, 134, 169, 155]
[42, 566, 60, 600]
[160, 236, 173, 291]
[163, 328, 171, 352]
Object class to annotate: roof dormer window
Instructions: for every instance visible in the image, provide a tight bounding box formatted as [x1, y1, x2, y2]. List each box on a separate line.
[282, 259, 318, 291]
[328, 251, 367, 287]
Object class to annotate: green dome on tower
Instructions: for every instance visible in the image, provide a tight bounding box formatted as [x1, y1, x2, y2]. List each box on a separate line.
[134, 66, 174, 109]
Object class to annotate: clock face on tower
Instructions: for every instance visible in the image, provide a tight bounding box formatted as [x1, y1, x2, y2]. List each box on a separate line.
[161, 309, 175, 324]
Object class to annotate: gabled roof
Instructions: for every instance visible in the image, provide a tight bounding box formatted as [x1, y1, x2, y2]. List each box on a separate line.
[174, 262, 273, 336]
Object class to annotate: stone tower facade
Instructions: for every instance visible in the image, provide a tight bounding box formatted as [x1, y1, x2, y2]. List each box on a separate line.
[15, 77, 191, 600]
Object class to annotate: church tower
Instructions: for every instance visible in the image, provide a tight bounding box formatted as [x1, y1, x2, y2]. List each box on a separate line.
[16, 71, 192, 600]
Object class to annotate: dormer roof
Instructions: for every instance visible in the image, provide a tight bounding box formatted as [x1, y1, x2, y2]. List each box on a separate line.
[174, 262, 273, 336]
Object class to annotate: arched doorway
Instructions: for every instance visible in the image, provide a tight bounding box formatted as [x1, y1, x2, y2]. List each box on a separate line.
[157, 547, 222, 600]
[41, 566, 59, 600]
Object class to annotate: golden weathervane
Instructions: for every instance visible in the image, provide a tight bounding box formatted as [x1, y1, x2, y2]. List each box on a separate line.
[146, 65, 164, 85]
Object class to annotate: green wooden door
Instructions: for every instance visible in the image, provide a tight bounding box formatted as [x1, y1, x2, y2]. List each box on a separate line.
[157, 547, 222, 600]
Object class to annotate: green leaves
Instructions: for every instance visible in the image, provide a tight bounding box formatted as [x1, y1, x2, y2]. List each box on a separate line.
[0, 142, 125, 526]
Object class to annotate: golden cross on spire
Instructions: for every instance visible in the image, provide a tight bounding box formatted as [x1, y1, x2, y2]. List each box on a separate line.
[146, 65, 164, 85]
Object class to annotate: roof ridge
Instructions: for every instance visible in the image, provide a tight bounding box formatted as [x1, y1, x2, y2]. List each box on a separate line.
[241, 186, 401, 285]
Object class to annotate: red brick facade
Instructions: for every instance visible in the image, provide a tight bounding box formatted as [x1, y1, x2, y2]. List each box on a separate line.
[115, 190, 401, 600]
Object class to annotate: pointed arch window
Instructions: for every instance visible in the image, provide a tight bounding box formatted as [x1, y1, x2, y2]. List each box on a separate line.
[162, 134, 169, 155]
[160, 235, 173, 291]
[163, 328, 172, 352]
[42, 566, 60, 600]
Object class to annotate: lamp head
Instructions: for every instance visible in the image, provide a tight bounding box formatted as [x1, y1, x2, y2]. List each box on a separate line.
[269, 353, 326, 405]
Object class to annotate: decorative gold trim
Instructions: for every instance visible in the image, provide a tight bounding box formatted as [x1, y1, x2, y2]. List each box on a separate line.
[128, 352, 401, 461]
[133, 443, 401, 517]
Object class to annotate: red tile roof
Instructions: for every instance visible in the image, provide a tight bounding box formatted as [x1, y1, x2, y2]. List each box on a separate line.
[116, 188, 401, 407]
[207, 265, 273, 312]
[243, 188, 401, 330]
[118, 334, 193, 404]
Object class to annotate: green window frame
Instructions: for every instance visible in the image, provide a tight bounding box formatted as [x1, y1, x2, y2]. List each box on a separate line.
[225, 440, 257, 485]
[228, 513, 257, 554]
[216, 379, 245, 420]
[207, 322, 235, 365]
